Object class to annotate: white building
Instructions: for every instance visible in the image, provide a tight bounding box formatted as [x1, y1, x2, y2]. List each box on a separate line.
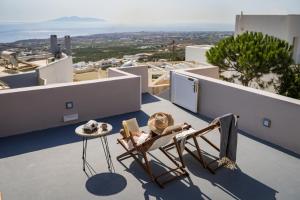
[235, 14, 300, 64]
[185, 45, 213, 65]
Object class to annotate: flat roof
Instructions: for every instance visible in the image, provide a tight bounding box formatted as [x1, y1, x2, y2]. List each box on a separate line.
[0, 94, 299, 199]
[186, 45, 213, 50]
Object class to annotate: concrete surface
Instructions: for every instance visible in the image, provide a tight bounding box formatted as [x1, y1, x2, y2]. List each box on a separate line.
[0, 94, 299, 200]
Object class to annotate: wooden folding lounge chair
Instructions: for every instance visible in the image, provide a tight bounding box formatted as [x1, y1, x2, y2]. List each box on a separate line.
[165, 115, 239, 174]
[117, 118, 190, 188]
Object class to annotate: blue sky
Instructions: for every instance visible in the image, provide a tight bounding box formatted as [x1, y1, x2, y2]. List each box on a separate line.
[0, 0, 299, 24]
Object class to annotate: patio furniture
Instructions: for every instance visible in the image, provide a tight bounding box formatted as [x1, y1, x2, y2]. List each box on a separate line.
[75, 122, 115, 173]
[117, 118, 190, 188]
[165, 114, 239, 174]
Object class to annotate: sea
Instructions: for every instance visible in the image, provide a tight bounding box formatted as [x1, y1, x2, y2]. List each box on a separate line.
[0, 21, 234, 43]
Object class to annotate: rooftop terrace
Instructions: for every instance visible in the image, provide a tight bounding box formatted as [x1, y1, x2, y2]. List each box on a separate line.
[1, 94, 299, 200]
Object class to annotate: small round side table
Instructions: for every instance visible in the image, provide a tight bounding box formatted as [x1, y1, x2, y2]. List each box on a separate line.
[75, 122, 115, 173]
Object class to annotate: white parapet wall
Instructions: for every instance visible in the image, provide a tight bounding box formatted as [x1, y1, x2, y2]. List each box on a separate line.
[183, 66, 219, 79]
[185, 45, 213, 65]
[235, 14, 300, 64]
[175, 69, 300, 154]
[117, 65, 149, 93]
[37, 55, 73, 85]
[0, 68, 141, 137]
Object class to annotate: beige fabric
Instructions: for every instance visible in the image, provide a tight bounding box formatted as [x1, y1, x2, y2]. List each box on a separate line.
[120, 132, 150, 150]
[148, 112, 174, 135]
[128, 132, 150, 150]
[175, 128, 196, 140]
[148, 124, 183, 151]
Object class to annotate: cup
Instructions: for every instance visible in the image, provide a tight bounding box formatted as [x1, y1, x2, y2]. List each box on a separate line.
[101, 123, 108, 131]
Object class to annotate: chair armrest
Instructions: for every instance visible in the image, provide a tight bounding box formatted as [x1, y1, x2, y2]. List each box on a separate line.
[120, 129, 127, 139]
[182, 123, 192, 130]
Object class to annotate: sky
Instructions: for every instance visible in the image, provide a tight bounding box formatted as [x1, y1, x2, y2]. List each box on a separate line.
[0, 0, 300, 25]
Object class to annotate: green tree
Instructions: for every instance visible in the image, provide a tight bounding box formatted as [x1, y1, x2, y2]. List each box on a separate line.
[276, 65, 300, 99]
[206, 32, 294, 87]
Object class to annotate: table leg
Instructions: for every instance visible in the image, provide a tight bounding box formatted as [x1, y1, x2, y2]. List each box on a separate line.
[82, 138, 88, 171]
[82, 138, 85, 159]
[100, 136, 115, 172]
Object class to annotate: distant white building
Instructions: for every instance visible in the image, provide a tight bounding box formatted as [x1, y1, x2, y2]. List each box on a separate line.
[185, 45, 213, 65]
[235, 14, 300, 64]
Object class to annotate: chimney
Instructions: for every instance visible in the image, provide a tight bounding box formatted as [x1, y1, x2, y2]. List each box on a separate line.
[64, 35, 71, 55]
[50, 35, 58, 55]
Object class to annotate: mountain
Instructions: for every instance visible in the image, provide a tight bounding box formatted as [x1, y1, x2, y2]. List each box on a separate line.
[50, 16, 106, 23]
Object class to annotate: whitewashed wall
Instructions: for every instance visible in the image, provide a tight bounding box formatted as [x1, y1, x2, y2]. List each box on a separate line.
[185, 45, 213, 64]
[176, 69, 300, 154]
[37, 55, 73, 85]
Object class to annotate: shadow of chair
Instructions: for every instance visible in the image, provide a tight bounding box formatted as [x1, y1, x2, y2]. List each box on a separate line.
[142, 93, 162, 104]
[183, 150, 278, 200]
[121, 160, 211, 200]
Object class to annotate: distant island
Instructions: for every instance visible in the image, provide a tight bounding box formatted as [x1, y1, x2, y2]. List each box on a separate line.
[50, 16, 106, 23]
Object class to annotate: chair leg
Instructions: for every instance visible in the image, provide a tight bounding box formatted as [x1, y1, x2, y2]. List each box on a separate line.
[200, 135, 220, 151]
[117, 139, 189, 188]
[116, 139, 155, 181]
[142, 152, 155, 182]
[173, 137, 186, 168]
[117, 150, 135, 160]
[192, 135, 206, 168]
[153, 145, 189, 187]
[184, 142, 215, 174]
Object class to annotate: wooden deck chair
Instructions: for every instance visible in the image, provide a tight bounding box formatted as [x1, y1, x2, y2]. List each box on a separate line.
[117, 118, 190, 188]
[165, 115, 239, 174]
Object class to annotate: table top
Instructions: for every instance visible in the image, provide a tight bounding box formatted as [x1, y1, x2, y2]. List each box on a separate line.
[75, 122, 112, 138]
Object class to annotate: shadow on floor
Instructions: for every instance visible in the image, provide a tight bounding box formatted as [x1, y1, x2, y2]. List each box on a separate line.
[142, 93, 161, 104]
[183, 151, 278, 200]
[121, 160, 211, 200]
[85, 173, 127, 196]
[0, 110, 150, 158]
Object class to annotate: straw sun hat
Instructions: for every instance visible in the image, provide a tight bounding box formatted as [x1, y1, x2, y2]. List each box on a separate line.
[148, 112, 174, 135]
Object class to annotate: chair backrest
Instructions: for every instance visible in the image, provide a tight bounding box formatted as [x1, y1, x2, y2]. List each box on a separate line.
[122, 118, 140, 138]
[148, 124, 182, 151]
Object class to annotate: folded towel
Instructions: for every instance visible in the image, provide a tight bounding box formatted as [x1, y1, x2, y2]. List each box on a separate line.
[175, 128, 196, 153]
